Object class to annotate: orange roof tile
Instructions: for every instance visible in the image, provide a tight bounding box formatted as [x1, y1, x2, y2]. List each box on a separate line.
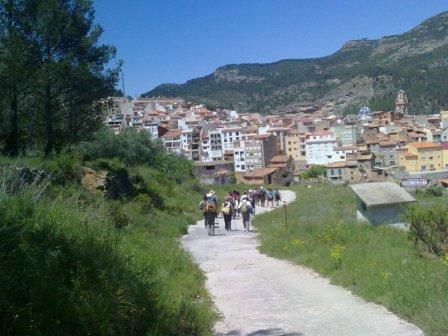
[408, 142, 442, 149]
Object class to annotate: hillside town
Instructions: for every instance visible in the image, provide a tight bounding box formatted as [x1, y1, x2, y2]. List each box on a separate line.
[104, 90, 448, 187]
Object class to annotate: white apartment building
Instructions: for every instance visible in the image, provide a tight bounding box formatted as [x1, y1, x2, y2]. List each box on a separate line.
[181, 129, 193, 159]
[233, 141, 247, 172]
[221, 127, 243, 151]
[161, 129, 182, 155]
[143, 121, 158, 139]
[305, 131, 340, 165]
[201, 128, 223, 163]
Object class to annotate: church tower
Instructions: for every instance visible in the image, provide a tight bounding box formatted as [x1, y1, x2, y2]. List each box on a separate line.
[395, 90, 408, 115]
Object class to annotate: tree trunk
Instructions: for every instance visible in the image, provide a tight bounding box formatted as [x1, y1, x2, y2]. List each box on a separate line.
[44, 82, 53, 156]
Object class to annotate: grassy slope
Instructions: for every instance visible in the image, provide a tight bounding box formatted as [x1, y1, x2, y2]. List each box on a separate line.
[253, 184, 448, 336]
[0, 158, 216, 335]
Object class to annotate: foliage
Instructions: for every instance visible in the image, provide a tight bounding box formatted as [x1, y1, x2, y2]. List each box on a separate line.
[0, 155, 216, 335]
[301, 165, 326, 179]
[254, 184, 448, 335]
[75, 128, 163, 166]
[0, 0, 119, 156]
[405, 203, 448, 256]
[425, 184, 444, 197]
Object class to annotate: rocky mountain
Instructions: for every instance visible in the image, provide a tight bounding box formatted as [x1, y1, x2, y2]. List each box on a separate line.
[143, 11, 448, 115]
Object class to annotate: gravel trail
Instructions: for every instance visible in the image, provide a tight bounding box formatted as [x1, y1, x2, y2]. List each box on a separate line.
[181, 190, 423, 336]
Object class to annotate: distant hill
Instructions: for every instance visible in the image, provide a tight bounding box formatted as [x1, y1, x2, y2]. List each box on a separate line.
[143, 12, 448, 115]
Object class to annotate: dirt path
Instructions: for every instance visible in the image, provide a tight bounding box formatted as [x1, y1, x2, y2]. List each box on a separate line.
[181, 191, 423, 336]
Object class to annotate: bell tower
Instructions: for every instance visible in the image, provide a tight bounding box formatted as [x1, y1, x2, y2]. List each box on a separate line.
[395, 90, 408, 115]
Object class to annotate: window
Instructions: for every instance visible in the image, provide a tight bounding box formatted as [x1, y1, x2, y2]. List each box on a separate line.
[330, 169, 334, 175]
[421, 165, 427, 171]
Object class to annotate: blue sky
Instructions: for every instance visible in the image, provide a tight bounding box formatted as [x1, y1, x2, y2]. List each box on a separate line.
[94, 0, 448, 97]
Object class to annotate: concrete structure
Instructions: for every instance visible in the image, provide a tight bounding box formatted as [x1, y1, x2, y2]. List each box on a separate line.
[267, 155, 295, 185]
[194, 160, 234, 185]
[350, 182, 415, 225]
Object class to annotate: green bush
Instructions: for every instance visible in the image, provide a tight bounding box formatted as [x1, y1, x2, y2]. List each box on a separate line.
[425, 184, 444, 197]
[43, 154, 83, 184]
[301, 165, 326, 179]
[405, 203, 448, 256]
[74, 128, 163, 166]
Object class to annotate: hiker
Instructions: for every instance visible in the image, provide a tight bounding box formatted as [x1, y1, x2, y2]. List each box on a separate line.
[238, 195, 253, 232]
[248, 189, 256, 215]
[221, 196, 233, 231]
[267, 188, 275, 208]
[258, 186, 266, 207]
[198, 195, 208, 227]
[207, 190, 217, 205]
[204, 197, 217, 236]
[274, 189, 281, 206]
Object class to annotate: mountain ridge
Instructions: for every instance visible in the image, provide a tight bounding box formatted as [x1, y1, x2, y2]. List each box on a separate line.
[143, 11, 448, 115]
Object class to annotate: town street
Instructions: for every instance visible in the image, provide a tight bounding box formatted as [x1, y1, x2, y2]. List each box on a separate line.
[181, 191, 424, 336]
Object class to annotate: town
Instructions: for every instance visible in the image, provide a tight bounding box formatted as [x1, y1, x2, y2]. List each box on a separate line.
[105, 90, 448, 187]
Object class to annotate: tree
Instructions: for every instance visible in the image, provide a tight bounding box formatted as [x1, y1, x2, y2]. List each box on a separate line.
[0, 0, 32, 155]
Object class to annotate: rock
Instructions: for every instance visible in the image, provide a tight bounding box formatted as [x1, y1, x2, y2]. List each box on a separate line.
[81, 167, 107, 192]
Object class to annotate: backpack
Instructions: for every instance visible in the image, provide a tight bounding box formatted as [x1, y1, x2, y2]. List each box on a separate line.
[258, 189, 265, 197]
[275, 191, 280, 199]
[222, 202, 231, 215]
[241, 202, 249, 214]
[205, 202, 216, 214]
[267, 191, 274, 199]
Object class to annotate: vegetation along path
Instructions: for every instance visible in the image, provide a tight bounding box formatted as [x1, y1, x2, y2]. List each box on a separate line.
[182, 190, 424, 336]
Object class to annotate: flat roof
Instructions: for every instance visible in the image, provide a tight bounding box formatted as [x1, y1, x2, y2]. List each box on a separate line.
[350, 182, 415, 207]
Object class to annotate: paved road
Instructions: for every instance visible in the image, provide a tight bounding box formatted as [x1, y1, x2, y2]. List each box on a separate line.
[181, 191, 424, 336]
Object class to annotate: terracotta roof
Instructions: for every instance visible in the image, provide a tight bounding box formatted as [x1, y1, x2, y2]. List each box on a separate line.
[162, 129, 182, 139]
[244, 167, 278, 179]
[270, 155, 289, 163]
[403, 151, 418, 158]
[408, 142, 442, 149]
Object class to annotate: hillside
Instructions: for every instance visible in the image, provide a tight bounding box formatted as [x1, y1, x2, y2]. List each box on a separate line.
[144, 11, 448, 115]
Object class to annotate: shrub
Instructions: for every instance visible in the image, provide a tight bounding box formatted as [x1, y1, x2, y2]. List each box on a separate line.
[104, 168, 135, 200]
[301, 165, 326, 179]
[109, 203, 130, 230]
[426, 184, 444, 197]
[405, 203, 448, 256]
[74, 128, 163, 166]
[43, 154, 83, 184]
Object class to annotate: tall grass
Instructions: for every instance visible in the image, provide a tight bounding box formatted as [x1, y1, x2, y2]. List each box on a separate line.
[253, 183, 448, 336]
[0, 161, 216, 335]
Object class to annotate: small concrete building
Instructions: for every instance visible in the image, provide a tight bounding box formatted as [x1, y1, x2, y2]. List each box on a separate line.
[350, 182, 415, 225]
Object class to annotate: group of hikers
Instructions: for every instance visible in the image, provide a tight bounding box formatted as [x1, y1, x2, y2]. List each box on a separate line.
[198, 187, 282, 236]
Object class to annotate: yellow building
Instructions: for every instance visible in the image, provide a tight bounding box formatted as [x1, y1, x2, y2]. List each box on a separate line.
[285, 130, 307, 169]
[398, 142, 445, 173]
